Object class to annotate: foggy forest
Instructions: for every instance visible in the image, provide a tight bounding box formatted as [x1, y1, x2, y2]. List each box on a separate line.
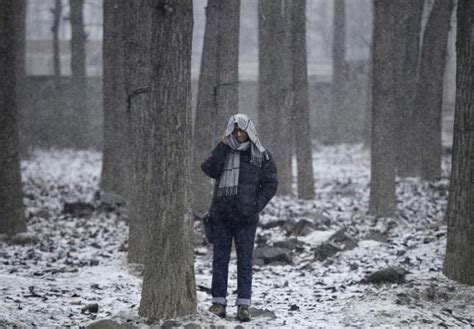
[0, 0, 473, 327]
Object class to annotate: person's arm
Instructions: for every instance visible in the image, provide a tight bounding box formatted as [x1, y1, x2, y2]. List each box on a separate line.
[256, 152, 278, 213]
[201, 142, 231, 179]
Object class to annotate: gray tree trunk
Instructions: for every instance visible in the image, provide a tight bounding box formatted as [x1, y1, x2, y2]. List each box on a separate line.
[101, 0, 130, 200]
[123, 0, 152, 265]
[396, 0, 424, 178]
[369, 0, 399, 217]
[329, 0, 347, 144]
[0, 0, 26, 234]
[290, 0, 315, 200]
[14, 0, 28, 157]
[52, 0, 62, 86]
[415, 0, 454, 180]
[138, 0, 196, 319]
[258, 0, 293, 196]
[443, 0, 474, 286]
[69, 0, 88, 148]
[193, 0, 240, 214]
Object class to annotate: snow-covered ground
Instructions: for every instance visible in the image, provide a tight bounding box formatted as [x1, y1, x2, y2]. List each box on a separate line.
[1, 144, 473, 328]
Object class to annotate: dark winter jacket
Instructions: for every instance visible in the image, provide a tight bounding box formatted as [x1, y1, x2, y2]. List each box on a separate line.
[201, 142, 278, 223]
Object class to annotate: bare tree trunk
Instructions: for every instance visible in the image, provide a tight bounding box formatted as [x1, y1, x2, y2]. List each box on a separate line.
[0, 0, 26, 234]
[258, 0, 293, 196]
[52, 0, 62, 86]
[329, 0, 346, 144]
[443, 0, 474, 286]
[369, 0, 399, 217]
[215, 0, 240, 129]
[396, 0, 424, 178]
[193, 0, 239, 214]
[415, 0, 454, 180]
[139, 0, 196, 319]
[69, 0, 88, 148]
[123, 0, 152, 264]
[14, 0, 28, 157]
[290, 0, 315, 200]
[101, 0, 130, 200]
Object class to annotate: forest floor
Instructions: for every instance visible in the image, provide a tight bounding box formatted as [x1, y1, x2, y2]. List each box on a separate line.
[1, 142, 473, 328]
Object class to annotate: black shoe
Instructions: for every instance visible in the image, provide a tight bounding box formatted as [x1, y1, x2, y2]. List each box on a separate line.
[209, 303, 226, 318]
[237, 305, 251, 322]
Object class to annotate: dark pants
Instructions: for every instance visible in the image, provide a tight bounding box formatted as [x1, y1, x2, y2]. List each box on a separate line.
[211, 217, 257, 306]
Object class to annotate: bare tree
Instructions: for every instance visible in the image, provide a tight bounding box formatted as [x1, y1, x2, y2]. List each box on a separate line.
[193, 0, 240, 214]
[369, 0, 400, 216]
[396, 0, 424, 177]
[123, 0, 152, 264]
[52, 0, 62, 87]
[101, 0, 130, 200]
[415, 0, 454, 180]
[258, 0, 293, 196]
[443, 0, 474, 286]
[69, 0, 88, 148]
[0, 0, 26, 234]
[329, 0, 347, 144]
[290, 0, 315, 200]
[139, 0, 196, 319]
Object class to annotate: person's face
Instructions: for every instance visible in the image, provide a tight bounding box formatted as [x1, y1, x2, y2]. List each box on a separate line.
[232, 125, 249, 143]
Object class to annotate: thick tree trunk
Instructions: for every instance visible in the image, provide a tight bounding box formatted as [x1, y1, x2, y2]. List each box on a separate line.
[101, 0, 130, 200]
[396, 0, 424, 178]
[0, 0, 26, 234]
[290, 0, 315, 200]
[369, 0, 399, 217]
[329, 0, 346, 144]
[193, 0, 240, 213]
[123, 0, 152, 264]
[69, 0, 88, 148]
[415, 0, 454, 180]
[443, 0, 474, 286]
[258, 0, 293, 196]
[138, 0, 196, 319]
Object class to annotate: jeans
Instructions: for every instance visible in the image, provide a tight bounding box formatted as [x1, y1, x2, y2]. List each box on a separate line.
[211, 216, 257, 306]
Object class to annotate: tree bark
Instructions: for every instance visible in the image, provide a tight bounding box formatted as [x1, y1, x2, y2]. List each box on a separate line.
[415, 0, 454, 180]
[123, 0, 152, 265]
[193, 0, 240, 213]
[396, 0, 424, 178]
[69, 0, 88, 148]
[138, 0, 196, 319]
[443, 0, 474, 286]
[369, 0, 399, 217]
[101, 0, 131, 200]
[0, 0, 26, 234]
[290, 0, 315, 200]
[329, 0, 347, 144]
[258, 0, 293, 196]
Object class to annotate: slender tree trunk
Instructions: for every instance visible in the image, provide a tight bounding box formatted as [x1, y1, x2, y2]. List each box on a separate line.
[290, 0, 315, 200]
[14, 0, 27, 157]
[139, 0, 196, 319]
[369, 0, 399, 217]
[214, 0, 240, 129]
[193, 0, 239, 213]
[258, 0, 292, 196]
[415, 0, 454, 180]
[101, 0, 130, 200]
[443, 0, 474, 286]
[329, 0, 346, 144]
[69, 0, 88, 148]
[397, 0, 424, 178]
[52, 0, 62, 86]
[0, 0, 26, 234]
[123, 0, 152, 264]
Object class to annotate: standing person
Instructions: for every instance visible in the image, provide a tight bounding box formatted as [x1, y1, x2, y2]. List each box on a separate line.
[201, 114, 278, 322]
